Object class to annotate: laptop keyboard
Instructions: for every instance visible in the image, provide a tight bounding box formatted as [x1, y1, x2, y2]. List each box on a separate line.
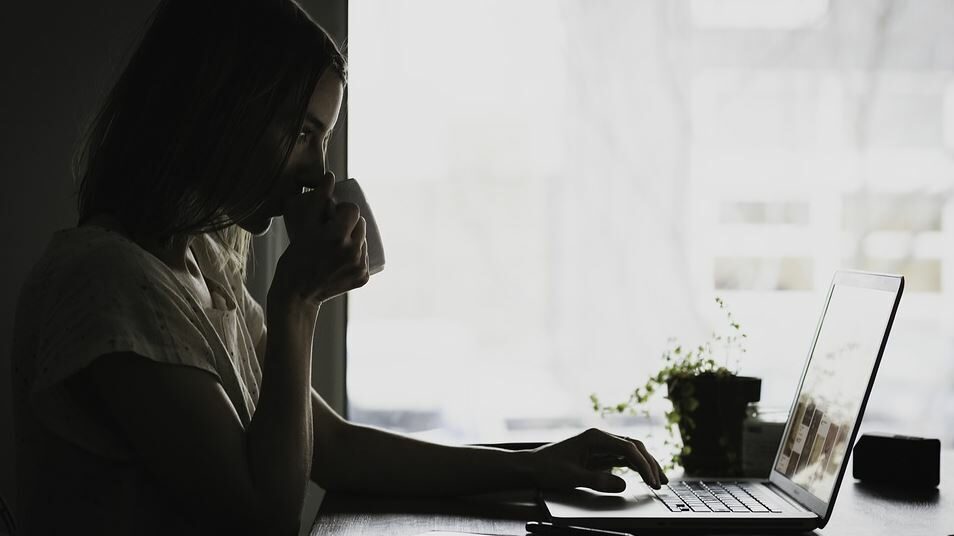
[653, 481, 784, 513]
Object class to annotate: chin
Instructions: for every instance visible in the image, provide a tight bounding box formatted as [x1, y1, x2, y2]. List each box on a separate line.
[239, 216, 273, 237]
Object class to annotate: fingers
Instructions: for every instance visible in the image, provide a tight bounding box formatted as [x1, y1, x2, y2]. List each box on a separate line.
[337, 218, 368, 284]
[321, 198, 336, 224]
[347, 219, 367, 267]
[358, 239, 369, 272]
[586, 449, 667, 485]
[281, 172, 338, 239]
[319, 171, 336, 198]
[628, 436, 664, 486]
[329, 202, 361, 240]
[297, 169, 336, 199]
[633, 439, 668, 485]
[312, 172, 337, 224]
[583, 429, 660, 489]
[350, 216, 367, 247]
[276, 170, 373, 303]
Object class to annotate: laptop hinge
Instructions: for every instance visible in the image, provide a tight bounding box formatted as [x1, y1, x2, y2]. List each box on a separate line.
[767, 482, 816, 515]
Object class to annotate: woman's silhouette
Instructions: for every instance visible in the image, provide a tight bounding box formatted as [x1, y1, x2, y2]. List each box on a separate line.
[11, 1, 665, 533]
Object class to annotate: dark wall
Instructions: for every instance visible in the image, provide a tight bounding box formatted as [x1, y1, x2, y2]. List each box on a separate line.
[0, 0, 164, 511]
[0, 2, 347, 524]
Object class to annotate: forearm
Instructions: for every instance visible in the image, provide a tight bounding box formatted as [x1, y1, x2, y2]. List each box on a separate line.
[315, 420, 536, 496]
[245, 295, 317, 529]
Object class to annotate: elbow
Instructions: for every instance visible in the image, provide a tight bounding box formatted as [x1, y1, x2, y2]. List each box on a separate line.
[182, 482, 304, 535]
[259, 486, 311, 535]
[196, 507, 300, 536]
[227, 481, 308, 536]
[310, 453, 341, 491]
[310, 418, 351, 491]
[236, 502, 304, 536]
[257, 516, 302, 536]
[272, 509, 307, 536]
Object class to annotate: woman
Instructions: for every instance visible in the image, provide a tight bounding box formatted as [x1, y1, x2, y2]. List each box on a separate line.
[11, 0, 666, 533]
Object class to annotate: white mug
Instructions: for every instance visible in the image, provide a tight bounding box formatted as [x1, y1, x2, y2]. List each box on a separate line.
[333, 178, 385, 275]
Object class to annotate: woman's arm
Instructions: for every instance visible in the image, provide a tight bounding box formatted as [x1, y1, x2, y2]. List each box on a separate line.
[256, 325, 666, 496]
[308, 387, 666, 496]
[308, 389, 529, 495]
[85, 293, 318, 535]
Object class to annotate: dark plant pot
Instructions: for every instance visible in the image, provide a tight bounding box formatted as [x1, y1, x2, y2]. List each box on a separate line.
[666, 373, 761, 477]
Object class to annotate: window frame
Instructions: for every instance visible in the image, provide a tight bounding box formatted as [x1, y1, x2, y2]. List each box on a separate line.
[246, 0, 349, 417]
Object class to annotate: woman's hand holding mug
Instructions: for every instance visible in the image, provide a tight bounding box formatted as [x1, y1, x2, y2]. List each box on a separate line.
[273, 170, 370, 308]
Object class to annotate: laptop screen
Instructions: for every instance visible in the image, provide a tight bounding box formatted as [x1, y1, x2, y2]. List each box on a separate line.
[773, 281, 898, 504]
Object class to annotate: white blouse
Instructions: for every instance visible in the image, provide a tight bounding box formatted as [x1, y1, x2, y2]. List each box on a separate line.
[12, 224, 267, 534]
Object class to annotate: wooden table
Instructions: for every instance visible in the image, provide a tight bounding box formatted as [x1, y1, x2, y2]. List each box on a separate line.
[311, 451, 953, 536]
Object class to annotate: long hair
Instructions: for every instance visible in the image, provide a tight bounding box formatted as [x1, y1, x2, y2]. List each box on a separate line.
[73, 0, 347, 280]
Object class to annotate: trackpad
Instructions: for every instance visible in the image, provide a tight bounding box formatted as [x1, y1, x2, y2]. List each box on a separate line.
[543, 480, 669, 519]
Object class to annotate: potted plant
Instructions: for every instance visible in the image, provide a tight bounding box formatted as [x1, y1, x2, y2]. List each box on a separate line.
[590, 297, 761, 477]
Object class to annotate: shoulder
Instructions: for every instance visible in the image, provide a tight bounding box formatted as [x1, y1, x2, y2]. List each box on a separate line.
[24, 226, 195, 323]
[34, 226, 157, 284]
[25, 228, 219, 392]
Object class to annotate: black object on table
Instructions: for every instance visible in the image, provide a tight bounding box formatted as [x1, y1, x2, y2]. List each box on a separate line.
[853, 433, 940, 488]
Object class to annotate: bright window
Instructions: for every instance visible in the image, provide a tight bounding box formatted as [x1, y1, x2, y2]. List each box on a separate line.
[347, 0, 954, 448]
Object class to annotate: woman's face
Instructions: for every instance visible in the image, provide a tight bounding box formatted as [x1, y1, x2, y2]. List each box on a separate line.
[237, 69, 345, 236]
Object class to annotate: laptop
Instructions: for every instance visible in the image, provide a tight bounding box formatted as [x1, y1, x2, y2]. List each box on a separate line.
[542, 270, 904, 532]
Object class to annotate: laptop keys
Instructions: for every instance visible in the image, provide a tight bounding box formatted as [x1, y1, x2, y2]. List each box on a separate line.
[654, 482, 781, 513]
[737, 483, 784, 513]
[654, 490, 691, 512]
